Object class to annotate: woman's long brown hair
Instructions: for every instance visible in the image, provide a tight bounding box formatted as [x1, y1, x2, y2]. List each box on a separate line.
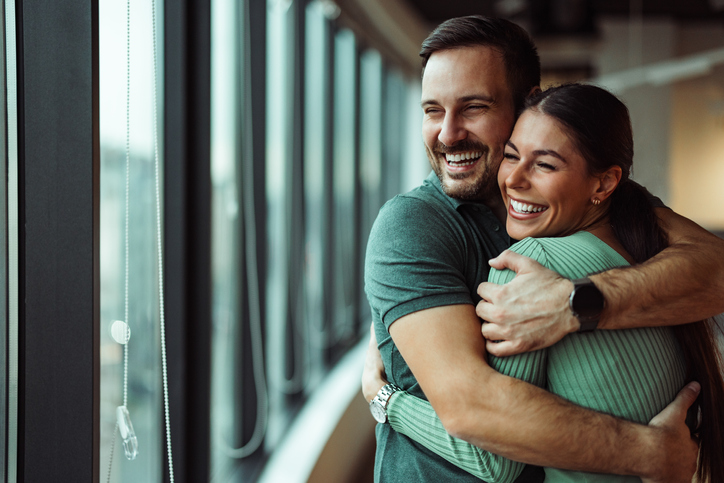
[527, 83, 724, 482]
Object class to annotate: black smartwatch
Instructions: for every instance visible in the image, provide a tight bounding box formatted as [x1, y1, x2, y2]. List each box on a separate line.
[569, 277, 604, 332]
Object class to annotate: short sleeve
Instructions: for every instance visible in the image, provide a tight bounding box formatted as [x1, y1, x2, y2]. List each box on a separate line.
[365, 195, 472, 330]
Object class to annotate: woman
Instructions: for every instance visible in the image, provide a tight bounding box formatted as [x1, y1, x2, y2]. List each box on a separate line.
[363, 84, 724, 482]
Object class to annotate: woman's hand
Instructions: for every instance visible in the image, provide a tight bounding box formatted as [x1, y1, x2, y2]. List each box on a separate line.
[641, 382, 700, 483]
[362, 322, 389, 402]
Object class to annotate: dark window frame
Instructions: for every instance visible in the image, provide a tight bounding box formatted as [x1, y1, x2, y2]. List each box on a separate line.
[15, 0, 100, 480]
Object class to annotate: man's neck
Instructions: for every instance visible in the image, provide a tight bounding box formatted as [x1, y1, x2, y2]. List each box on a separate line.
[485, 195, 507, 224]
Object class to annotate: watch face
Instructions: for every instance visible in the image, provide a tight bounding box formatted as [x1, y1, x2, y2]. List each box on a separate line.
[572, 283, 604, 318]
[370, 401, 387, 423]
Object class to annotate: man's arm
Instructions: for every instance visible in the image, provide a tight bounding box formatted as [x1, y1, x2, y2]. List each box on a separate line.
[478, 208, 724, 355]
[390, 303, 699, 482]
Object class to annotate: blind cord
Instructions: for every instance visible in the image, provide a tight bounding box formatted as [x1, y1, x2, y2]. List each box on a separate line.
[151, 0, 176, 478]
[106, 0, 174, 479]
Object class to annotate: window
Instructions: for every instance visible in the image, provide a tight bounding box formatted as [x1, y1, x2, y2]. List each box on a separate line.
[99, 0, 165, 480]
[208, 0, 417, 480]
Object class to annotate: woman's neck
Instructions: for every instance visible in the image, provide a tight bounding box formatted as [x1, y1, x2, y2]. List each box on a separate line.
[585, 218, 636, 265]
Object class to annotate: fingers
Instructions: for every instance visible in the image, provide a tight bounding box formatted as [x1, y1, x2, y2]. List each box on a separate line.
[480, 321, 503, 340]
[649, 381, 701, 427]
[485, 339, 521, 357]
[476, 283, 501, 315]
[488, 250, 543, 273]
[672, 382, 701, 412]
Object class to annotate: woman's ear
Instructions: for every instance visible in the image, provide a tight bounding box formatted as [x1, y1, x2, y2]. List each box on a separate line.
[594, 166, 622, 202]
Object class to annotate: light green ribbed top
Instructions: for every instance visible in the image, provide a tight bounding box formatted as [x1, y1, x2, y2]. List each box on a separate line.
[386, 231, 687, 482]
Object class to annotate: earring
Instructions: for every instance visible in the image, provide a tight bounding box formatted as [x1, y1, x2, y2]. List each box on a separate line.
[592, 198, 601, 206]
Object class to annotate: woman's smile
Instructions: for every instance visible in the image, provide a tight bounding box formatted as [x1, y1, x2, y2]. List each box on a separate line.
[499, 110, 601, 240]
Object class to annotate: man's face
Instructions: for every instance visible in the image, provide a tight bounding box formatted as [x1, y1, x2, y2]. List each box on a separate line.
[421, 46, 516, 201]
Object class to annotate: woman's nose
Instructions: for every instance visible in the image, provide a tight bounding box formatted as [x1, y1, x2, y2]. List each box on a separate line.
[504, 162, 529, 190]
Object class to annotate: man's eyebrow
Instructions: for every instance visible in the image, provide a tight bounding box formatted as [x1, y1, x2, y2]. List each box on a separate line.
[421, 94, 495, 108]
[459, 94, 495, 104]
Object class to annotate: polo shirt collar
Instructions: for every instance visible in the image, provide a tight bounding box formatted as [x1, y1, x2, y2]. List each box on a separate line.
[425, 171, 496, 214]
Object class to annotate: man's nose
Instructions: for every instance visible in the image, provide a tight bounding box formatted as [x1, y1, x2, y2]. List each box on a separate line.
[438, 113, 467, 147]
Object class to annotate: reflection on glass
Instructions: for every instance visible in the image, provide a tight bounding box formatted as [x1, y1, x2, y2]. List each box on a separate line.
[331, 28, 358, 349]
[303, 0, 332, 383]
[359, 49, 383, 326]
[99, 0, 164, 480]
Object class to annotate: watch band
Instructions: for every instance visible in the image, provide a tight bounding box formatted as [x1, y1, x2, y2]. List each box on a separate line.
[369, 384, 400, 424]
[569, 277, 604, 332]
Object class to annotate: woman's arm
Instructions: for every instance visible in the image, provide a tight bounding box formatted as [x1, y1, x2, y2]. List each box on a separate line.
[362, 240, 548, 482]
[595, 207, 724, 329]
[362, 321, 546, 483]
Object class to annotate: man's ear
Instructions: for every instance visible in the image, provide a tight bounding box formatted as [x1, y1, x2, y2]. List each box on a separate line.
[594, 166, 623, 202]
[527, 85, 541, 98]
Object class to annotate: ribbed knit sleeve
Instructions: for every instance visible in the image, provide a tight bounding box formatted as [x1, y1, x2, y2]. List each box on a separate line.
[386, 231, 687, 483]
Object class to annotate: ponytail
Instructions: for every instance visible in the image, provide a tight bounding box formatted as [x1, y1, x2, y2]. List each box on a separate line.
[608, 179, 667, 263]
[609, 179, 724, 483]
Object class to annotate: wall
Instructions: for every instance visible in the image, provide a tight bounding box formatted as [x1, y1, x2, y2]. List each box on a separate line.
[670, 24, 724, 231]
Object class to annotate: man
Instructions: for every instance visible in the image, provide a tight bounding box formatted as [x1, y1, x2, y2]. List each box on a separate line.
[364, 15, 722, 483]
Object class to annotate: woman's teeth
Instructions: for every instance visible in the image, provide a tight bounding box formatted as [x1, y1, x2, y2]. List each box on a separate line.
[446, 151, 482, 166]
[511, 199, 547, 214]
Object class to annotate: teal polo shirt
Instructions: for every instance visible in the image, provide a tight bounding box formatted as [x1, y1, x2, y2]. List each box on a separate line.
[365, 172, 543, 482]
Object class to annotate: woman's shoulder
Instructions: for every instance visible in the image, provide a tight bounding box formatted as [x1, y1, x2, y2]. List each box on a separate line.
[509, 232, 629, 279]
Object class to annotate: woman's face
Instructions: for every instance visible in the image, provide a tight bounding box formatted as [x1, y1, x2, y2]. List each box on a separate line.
[498, 110, 601, 240]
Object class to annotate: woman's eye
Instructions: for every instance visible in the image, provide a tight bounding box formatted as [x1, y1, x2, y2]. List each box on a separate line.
[503, 153, 519, 161]
[537, 162, 556, 170]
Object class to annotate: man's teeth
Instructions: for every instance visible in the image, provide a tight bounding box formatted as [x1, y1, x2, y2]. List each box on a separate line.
[511, 199, 547, 214]
[446, 151, 482, 166]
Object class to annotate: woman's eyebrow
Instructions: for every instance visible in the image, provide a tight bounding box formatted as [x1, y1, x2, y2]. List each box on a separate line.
[506, 140, 519, 152]
[533, 149, 568, 164]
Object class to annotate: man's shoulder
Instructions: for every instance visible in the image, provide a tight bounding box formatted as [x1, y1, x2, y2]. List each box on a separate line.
[380, 182, 454, 218]
[372, 181, 463, 241]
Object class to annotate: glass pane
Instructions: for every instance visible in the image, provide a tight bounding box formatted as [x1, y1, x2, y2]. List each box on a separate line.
[303, 0, 332, 381]
[99, 0, 165, 480]
[0, 2, 8, 478]
[331, 28, 359, 351]
[359, 49, 383, 325]
[266, 0, 304, 449]
[209, 0, 248, 478]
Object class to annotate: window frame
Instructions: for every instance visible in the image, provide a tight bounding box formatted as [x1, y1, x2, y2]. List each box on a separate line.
[14, 0, 100, 480]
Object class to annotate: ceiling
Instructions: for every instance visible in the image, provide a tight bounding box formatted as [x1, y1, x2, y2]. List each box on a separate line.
[404, 0, 724, 36]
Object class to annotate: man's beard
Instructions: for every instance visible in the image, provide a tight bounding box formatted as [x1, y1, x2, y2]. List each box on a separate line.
[427, 140, 499, 201]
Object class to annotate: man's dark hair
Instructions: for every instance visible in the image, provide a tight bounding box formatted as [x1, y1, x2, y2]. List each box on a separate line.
[420, 16, 540, 114]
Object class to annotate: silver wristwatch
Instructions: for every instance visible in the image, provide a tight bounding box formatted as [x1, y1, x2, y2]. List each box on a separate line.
[369, 384, 400, 423]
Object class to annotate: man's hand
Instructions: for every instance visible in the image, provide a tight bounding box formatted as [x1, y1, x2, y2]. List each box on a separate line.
[476, 250, 578, 356]
[362, 323, 388, 402]
[642, 382, 700, 483]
